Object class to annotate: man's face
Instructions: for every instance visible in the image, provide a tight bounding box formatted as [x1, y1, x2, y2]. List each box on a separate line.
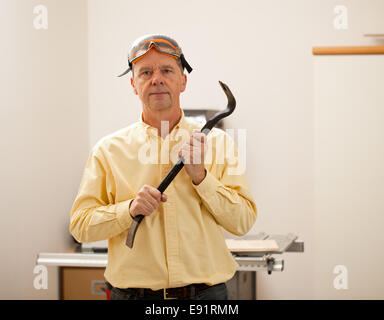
[130, 49, 187, 112]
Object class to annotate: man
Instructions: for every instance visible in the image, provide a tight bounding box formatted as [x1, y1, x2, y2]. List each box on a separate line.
[70, 34, 257, 300]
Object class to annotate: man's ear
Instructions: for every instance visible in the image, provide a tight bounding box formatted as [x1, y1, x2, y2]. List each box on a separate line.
[130, 77, 138, 95]
[180, 74, 187, 93]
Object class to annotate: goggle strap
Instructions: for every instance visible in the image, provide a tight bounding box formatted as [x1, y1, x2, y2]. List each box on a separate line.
[117, 60, 132, 77]
[180, 54, 193, 73]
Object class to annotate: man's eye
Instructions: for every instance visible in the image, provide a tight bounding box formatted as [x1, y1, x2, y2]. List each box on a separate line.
[139, 70, 151, 77]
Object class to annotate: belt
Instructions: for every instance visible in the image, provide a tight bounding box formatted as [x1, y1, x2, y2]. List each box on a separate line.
[117, 283, 214, 300]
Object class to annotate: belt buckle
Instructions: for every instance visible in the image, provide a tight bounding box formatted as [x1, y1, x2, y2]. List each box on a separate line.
[163, 288, 177, 300]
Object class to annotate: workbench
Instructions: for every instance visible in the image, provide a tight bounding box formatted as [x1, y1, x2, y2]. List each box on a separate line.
[37, 232, 303, 299]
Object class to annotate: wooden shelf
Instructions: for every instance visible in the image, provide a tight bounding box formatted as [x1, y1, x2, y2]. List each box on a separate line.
[312, 46, 384, 55]
[364, 34, 384, 37]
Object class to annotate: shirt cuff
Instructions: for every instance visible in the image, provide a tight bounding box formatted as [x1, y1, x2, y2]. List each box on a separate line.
[192, 170, 222, 206]
[116, 199, 134, 229]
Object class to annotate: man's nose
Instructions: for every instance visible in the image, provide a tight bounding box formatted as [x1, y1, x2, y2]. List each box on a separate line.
[151, 70, 164, 86]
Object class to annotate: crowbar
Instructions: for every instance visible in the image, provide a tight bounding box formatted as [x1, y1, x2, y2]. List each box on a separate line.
[126, 81, 236, 248]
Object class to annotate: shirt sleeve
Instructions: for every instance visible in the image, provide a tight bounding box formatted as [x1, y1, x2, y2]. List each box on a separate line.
[69, 147, 133, 243]
[192, 131, 257, 236]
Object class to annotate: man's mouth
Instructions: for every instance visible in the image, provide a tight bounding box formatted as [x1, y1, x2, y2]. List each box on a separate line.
[150, 92, 168, 96]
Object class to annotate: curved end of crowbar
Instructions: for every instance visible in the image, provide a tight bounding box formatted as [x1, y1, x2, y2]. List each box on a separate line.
[126, 215, 144, 248]
[218, 80, 236, 115]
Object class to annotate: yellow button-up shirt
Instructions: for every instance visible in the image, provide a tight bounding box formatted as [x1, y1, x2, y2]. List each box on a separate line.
[70, 110, 257, 290]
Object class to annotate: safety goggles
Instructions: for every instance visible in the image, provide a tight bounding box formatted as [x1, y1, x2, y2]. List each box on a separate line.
[118, 35, 193, 77]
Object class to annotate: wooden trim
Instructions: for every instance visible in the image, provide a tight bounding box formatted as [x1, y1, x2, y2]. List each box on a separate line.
[59, 267, 63, 300]
[312, 46, 384, 55]
[364, 34, 384, 37]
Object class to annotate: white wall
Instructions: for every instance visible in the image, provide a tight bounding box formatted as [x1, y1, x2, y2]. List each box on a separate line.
[0, 0, 88, 299]
[314, 55, 384, 299]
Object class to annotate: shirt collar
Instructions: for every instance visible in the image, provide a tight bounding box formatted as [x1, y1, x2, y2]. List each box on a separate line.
[139, 108, 187, 138]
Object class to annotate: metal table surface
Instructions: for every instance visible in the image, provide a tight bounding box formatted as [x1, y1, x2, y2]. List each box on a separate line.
[37, 232, 304, 274]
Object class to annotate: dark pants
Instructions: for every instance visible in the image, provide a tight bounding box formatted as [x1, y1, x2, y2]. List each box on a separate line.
[110, 283, 228, 300]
